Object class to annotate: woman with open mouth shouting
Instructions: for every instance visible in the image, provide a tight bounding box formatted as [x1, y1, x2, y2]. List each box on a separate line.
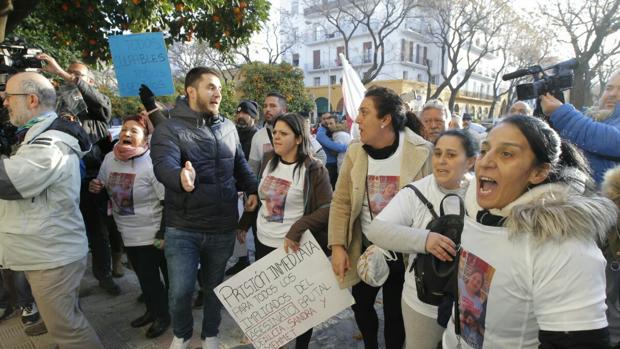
[329, 86, 432, 349]
[89, 114, 170, 339]
[365, 129, 477, 349]
[441, 115, 614, 349]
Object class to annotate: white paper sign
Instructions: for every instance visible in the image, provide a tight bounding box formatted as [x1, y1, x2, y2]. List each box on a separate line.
[215, 232, 354, 349]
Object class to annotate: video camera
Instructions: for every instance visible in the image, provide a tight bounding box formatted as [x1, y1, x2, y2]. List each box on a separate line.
[502, 58, 578, 118]
[0, 37, 42, 155]
[0, 37, 43, 91]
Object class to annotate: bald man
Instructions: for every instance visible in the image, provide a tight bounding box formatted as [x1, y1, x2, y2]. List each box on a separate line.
[508, 101, 533, 116]
[37, 53, 122, 295]
[0, 72, 103, 348]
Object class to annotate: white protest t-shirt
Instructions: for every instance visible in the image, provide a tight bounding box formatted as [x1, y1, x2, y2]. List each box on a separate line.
[360, 132, 404, 236]
[97, 150, 165, 246]
[256, 160, 306, 248]
[375, 174, 466, 319]
[249, 126, 273, 176]
[442, 185, 607, 349]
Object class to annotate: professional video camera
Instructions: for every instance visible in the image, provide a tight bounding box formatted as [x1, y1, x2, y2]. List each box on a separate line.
[0, 37, 43, 91]
[0, 37, 42, 155]
[502, 58, 578, 118]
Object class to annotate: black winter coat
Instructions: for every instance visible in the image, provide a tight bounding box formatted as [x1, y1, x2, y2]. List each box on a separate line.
[150, 97, 258, 233]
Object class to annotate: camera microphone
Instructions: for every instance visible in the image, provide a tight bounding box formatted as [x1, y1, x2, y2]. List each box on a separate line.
[502, 68, 533, 81]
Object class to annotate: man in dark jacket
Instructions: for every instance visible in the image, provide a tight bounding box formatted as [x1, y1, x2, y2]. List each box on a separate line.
[36, 53, 120, 295]
[235, 99, 259, 160]
[150, 67, 258, 349]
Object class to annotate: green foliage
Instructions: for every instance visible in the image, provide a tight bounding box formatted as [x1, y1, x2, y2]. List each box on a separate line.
[9, 0, 270, 64]
[219, 80, 238, 120]
[238, 63, 314, 114]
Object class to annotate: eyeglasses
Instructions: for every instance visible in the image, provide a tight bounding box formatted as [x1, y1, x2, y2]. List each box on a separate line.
[1, 92, 30, 99]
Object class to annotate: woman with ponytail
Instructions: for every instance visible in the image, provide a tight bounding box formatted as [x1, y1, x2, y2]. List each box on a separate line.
[329, 86, 433, 349]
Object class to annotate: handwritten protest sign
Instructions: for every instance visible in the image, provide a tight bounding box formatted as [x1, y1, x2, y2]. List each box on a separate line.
[108, 32, 174, 97]
[215, 232, 354, 349]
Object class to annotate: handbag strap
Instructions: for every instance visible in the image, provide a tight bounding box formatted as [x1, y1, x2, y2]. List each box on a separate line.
[438, 193, 465, 218]
[404, 184, 439, 219]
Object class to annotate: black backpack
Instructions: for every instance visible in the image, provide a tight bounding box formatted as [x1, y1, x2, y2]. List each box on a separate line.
[405, 184, 464, 306]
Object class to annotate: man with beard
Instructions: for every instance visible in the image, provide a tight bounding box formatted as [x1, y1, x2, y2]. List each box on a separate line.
[150, 67, 258, 349]
[248, 92, 286, 176]
[235, 99, 259, 160]
[36, 53, 120, 295]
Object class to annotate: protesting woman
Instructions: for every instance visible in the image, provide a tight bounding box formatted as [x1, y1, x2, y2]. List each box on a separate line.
[441, 115, 613, 348]
[89, 114, 169, 339]
[329, 87, 432, 349]
[366, 129, 477, 348]
[238, 113, 332, 349]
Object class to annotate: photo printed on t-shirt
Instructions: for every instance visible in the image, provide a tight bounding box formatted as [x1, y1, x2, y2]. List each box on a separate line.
[260, 175, 292, 223]
[366, 175, 399, 216]
[108, 172, 136, 216]
[458, 249, 496, 349]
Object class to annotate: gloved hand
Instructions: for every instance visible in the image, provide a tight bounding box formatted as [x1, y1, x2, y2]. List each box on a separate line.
[139, 84, 157, 111]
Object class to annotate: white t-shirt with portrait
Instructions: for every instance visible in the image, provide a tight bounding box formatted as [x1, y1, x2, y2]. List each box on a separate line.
[97, 150, 165, 247]
[256, 160, 306, 248]
[442, 185, 608, 349]
[249, 126, 273, 176]
[374, 174, 466, 319]
[360, 132, 404, 237]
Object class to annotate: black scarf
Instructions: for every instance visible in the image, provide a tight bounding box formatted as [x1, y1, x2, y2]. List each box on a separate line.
[363, 132, 399, 160]
[476, 209, 506, 227]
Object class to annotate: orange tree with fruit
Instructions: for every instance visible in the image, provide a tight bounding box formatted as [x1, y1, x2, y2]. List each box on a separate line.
[6, 0, 270, 66]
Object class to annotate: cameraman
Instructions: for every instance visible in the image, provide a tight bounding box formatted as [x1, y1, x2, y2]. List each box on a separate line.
[36, 53, 121, 295]
[541, 70, 620, 184]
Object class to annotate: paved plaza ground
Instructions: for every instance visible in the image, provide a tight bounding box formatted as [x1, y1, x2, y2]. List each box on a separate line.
[0, 255, 387, 349]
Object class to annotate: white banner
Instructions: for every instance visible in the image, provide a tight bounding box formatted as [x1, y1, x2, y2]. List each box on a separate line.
[215, 232, 354, 349]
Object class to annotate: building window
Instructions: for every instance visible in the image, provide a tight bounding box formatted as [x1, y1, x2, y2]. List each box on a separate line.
[409, 41, 414, 62]
[313, 25, 324, 41]
[417, 73, 422, 82]
[313, 50, 321, 69]
[363, 42, 372, 63]
[403, 71, 408, 80]
[330, 75, 337, 85]
[314, 77, 321, 87]
[292, 53, 299, 67]
[291, 0, 299, 14]
[423, 46, 428, 65]
[416, 44, 421, 64]
[401, 39, 406, 61]
[336, 46, 344, 66]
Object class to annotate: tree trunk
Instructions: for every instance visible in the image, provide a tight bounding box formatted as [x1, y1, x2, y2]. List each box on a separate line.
[448, 88, 457, 112]
[6, 0, 40, 34]
[488, 97, 498, 119]
[570, 62, 592, 110]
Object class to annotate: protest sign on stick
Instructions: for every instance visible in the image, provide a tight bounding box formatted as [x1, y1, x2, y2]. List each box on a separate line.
[108, 32, 174, 97]
[215, 232, 354, 349]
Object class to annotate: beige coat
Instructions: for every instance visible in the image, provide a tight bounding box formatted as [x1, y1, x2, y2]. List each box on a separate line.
[328, 129, 433, 288]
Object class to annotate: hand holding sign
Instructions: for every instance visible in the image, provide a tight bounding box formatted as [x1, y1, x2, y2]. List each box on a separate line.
[215, 232, 354, 349]
[108, 32, 174, 97]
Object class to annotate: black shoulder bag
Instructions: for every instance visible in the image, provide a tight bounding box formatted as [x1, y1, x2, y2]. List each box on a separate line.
[405, 184, 464, 306]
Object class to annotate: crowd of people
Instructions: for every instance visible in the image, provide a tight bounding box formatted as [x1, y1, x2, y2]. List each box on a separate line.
[0, 52, 619, 349]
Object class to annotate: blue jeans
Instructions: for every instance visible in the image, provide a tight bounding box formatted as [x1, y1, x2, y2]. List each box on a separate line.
[165, 227, 235, 340]
[1, 270, 35, 308]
